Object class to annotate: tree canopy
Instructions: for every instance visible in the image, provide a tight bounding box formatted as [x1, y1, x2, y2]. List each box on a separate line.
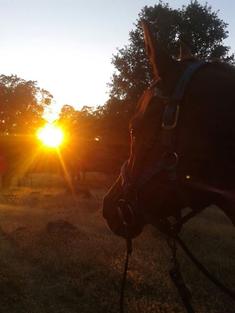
[109, 1, 234, 104]
[0, 74, 53, 134]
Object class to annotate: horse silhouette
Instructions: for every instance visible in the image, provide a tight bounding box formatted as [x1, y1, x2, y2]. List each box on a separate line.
[103, 22, 235, 239]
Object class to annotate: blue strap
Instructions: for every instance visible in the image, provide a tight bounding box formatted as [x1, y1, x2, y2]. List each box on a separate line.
[162, 61, 208, 129]
[172, 61, 207, 102]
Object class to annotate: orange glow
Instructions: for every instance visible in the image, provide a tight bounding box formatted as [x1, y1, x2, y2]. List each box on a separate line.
[37, 124, 64, 148]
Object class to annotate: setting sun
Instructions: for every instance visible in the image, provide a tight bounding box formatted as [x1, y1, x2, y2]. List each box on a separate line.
[37, 124, 64, 148]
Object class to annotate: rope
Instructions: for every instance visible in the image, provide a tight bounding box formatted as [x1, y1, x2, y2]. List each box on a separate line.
[120, 239, 132, 313]
[175, 235, 235, 301]
[168, 237, 196, 313]
[169, 265, 196, 313]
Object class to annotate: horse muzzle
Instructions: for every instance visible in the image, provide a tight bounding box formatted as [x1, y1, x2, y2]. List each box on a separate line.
[103, 180, 144, 239]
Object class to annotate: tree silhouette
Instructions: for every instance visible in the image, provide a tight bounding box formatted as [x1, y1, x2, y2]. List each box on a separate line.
[0, 74, 53, 134]
[109, 1, 234, 104]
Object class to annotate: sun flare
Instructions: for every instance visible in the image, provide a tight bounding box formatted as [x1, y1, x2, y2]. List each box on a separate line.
[37, 124, 64, 148]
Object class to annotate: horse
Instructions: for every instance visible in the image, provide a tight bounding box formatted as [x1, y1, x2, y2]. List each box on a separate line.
[102, 22, 235, 240]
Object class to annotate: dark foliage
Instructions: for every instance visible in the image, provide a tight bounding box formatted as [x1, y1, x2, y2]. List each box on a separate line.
[109, 1, 234, 104]
[0, 75, 52, 134]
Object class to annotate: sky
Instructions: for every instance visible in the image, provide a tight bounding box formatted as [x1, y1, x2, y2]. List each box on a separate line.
[0, 0, 234, 118]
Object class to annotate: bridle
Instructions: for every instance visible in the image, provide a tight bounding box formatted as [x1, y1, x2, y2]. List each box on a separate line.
[116, 60, 235, 313]
[118, 60, 208, 234]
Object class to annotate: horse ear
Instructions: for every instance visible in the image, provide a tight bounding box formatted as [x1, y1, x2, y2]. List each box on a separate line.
[141, 20, 173, 81]
[179, 41, 193, 60]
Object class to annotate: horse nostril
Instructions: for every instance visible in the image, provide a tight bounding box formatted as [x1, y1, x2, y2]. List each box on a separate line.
[118, 199, 135, 226]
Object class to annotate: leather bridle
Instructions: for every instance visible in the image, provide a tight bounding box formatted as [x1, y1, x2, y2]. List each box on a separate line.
[118, 61, 209, 235]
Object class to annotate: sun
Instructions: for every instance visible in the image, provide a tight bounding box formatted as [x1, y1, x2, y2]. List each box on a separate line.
[37, 124, 64, 148]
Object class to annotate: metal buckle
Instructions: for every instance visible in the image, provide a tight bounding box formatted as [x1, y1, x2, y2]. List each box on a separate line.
[162, 105, 180, 130]
[162, 152, 179, 170]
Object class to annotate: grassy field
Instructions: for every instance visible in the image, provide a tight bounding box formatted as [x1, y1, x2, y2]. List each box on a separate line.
[0, 173, 234, 313]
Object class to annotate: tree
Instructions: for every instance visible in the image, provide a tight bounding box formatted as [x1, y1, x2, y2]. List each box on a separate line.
[109, 1, 234, 103]
[59, 104, 77, 128]
[0, 74, 53, 134]
[59, 104, 96, 138]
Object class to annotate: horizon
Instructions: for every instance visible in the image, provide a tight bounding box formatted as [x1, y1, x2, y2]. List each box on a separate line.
[0, 0, 234, 119]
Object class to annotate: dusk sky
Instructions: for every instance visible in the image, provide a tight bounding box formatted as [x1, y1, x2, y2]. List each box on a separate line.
[0, 0, 234, 118]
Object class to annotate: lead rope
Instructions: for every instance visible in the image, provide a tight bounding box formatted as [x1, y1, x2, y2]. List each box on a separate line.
[120, 238, 132, 313]
[120, 232, 235, 313]
[168, 234, 235, 313]
[168, 237, 196, 313]
[175, 235, 235, 301]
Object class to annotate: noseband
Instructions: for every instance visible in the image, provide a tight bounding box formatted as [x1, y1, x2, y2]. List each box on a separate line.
[119, 61, 208, 228]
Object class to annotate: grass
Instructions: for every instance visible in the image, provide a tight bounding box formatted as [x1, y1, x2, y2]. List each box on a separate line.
[0, 173, 234, 313]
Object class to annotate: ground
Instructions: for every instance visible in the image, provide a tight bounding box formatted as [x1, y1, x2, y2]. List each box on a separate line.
[0, 173, 234, 313]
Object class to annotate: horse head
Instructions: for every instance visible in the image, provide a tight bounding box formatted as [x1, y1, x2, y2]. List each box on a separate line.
[103, 22, 235, 239]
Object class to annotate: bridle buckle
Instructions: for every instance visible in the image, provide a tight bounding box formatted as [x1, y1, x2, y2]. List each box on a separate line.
[162, 104, 180, 130]
[117, 199, 135, 227]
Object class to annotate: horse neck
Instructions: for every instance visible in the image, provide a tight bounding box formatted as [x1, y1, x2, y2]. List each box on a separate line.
[177, 63, 235, 190]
